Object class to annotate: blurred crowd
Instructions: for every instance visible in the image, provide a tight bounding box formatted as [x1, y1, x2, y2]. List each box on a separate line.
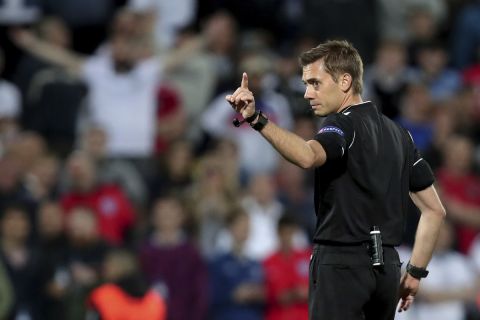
[0, 0, 480, 319]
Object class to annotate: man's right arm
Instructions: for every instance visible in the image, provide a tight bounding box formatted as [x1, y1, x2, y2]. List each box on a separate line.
[11, 29, 85, 75]
[258, 120, 327, 169]
[226, 72, 328, 169]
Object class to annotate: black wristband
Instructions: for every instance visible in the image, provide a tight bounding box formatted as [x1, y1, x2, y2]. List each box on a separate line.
[406, 261, 429, 279]
[245, 111, 259, 123]
[250, 111, 268, 131]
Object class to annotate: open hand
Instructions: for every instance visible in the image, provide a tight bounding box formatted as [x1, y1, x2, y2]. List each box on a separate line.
[398, 272, 420, 312]
[225, 72, 256, 119]
[9, 28, 36, 49]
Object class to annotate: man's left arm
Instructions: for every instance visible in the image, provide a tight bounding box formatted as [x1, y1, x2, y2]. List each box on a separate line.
[408, 186, 446, 268]
[398, 185, 446, 312]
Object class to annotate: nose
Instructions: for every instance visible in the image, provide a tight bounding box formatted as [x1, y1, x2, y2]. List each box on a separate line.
[304, 86, 314, 100]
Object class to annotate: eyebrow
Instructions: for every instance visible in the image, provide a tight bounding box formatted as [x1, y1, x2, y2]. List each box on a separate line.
[302, 78, 320, 84]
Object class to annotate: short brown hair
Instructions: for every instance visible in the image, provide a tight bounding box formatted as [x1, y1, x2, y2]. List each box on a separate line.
[299, 40, 363, 94]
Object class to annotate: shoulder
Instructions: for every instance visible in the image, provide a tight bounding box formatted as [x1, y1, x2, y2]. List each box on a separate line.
[0, 80, 19, 93]
[210, 251, 230, 263]
[182, 241, 204, 259]
[263, 252, 280, 266]
[317, 112, 354, 140]
[324, 111, 354, 128]
[99, 184, 126, 195]
[138, 240, 156, 256]
[91, 283, 119, 297]
[382, 114, 412, 144]
[135, 57, 162, 79]
[60, 193, 76, 205]
[81, 57, 106, 80]
[83, 54, 108, 69]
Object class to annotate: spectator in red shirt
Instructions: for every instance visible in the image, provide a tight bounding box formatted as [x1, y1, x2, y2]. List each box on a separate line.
[60, 151, 136, 245]
[437, 134, 480, 253]
[263, 214, 311, 320]
[155, 84, 186, 156]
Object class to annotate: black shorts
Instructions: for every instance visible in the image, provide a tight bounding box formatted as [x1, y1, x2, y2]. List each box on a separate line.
[309, 243, 401, 320]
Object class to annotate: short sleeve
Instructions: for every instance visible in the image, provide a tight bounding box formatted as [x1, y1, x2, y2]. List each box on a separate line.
[80, 55, 104, 82]
[314, 114, 354, 161]
[135, 57, 162, 82]
[408, 135, 435, 192]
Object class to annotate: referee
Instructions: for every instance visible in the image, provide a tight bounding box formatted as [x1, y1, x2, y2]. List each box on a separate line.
[226, 40, 445, 320]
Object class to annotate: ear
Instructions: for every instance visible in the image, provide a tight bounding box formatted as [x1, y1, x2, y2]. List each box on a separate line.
[340, 73, 353, 93]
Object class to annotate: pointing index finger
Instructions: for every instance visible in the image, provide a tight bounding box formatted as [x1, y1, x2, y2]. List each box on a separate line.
[241, 72, 249, 89]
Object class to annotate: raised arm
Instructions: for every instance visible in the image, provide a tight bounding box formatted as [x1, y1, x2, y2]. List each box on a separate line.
[226, 72, 327, 169]
[258, 121, 327, 169]
[162, 35, 207, 73]
[398, 184, 445, 312]
[11, 29, 85, 75]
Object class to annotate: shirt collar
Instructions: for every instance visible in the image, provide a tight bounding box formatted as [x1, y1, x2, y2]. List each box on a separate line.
[341, 101, 372, 114]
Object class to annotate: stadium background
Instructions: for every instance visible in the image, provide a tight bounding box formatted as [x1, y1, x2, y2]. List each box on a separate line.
[0, 0, 480, 319]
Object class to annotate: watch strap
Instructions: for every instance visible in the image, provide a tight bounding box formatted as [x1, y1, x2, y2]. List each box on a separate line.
[245, 111, 259, 123]
[406, 261, 429, 279]
[251, 111, 268, 131]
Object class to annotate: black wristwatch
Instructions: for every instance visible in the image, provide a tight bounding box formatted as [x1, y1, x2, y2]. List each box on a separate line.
[406, 261, 429, 279]
[245, 111, 259, 123]
[250, 111, 268, 131]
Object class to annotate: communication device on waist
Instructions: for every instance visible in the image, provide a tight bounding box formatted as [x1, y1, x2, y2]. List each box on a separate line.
[369, 226, 384, 267]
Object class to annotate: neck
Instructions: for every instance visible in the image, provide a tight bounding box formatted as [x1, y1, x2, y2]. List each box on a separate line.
[232, 242, 244, 257]
[337, 94, 363, 113]
[76, 181, 95, 193]
[1, 238, 25, 252]
[154, 230, 182, 245]
[280, 246, 293, 255]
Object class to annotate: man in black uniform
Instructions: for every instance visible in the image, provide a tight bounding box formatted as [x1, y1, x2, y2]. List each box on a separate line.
[226, 40, 445, 320]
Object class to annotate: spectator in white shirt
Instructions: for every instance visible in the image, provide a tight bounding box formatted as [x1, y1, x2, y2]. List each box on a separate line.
[216, 173, 308, 260]
[11, 11, 204, 162]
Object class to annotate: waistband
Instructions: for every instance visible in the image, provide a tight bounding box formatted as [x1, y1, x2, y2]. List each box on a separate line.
[313, 239, 395, 248]
[312, 241, 400, 265]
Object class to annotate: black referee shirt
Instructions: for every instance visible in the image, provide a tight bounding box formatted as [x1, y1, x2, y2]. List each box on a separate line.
[313, 102, 434, 246]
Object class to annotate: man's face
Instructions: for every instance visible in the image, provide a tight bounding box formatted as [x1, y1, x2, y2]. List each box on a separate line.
[302, 59, 345, 116]
[111, 36, 136, 73]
